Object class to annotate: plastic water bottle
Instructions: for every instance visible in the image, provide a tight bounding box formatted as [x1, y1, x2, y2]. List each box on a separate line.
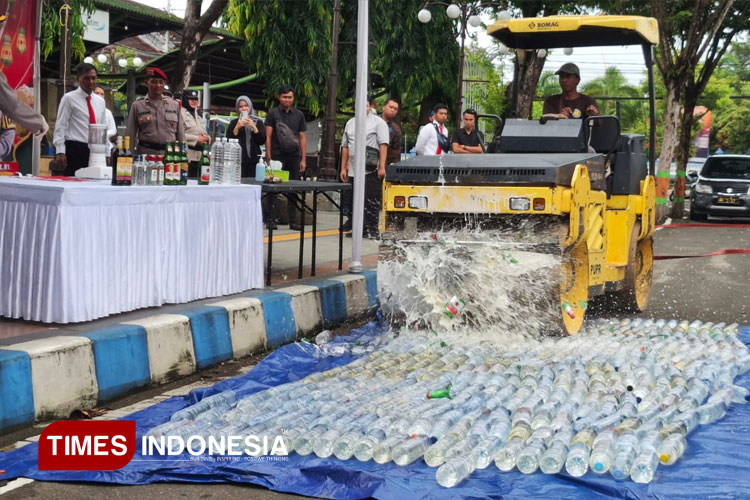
[539, 438, 568, 474]
[313, 428, 343, 458]
[610, 433, 640, 480]
[372, 435, 406, 464]
[315, 330, 333, 344]
[332, 431, 362, 460]
[589, 427, 618, 474]
[564, 428, 595, 477]
[293, 425, 326, 455]
[630, 451, 659, 483]
[211, 138, 223, 184]
[436, 455, 476, 488]
[697, 401, 727, 424]
[234, 139, 243, 184]
[223, 138, 235, 184]
[658, 433, 687, 465]
[516, 439, 546, 474]
[471, 436, 504, 470]
[391, 435, 433, 465]
[494, 438, 525, 472]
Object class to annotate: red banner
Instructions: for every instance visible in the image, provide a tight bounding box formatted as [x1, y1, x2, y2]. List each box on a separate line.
[0, 0, 38, 166]
[38, 420, 137, 471]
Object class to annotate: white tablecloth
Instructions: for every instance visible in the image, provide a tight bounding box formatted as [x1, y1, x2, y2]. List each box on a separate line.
[0, 177, 263, 323]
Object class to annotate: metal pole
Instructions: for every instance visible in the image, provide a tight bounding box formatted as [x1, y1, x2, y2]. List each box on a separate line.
[32, 0, 42, 175]
[349, 0, 369, 274]
[644, 44, 656, 177]
[455, 6, 467, 131]
[319, 0, 341, 181]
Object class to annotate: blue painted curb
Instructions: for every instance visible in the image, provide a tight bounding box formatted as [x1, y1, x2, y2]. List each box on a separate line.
[182, 306, 234, 369]
[80, 324, 151, 402]
[0, 349, 35, 431]
[308, 280, 348, 329]
[257, 292, 297, 348]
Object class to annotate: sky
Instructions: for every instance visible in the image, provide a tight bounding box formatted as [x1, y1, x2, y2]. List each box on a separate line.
[134, 0, 649, 87]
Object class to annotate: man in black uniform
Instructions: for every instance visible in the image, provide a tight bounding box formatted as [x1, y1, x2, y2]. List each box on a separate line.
[265, 85, 307, 230]
[451, 108, 484, 154]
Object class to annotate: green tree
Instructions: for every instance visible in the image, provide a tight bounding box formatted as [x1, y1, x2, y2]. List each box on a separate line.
[226, 0, 333, 114]
[605, 0, 750, 219]
[41, 0, 96, 61]
[581, 66, 645, 132]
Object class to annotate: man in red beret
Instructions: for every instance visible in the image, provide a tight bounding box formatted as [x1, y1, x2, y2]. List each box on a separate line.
[125, 66, 184, 157]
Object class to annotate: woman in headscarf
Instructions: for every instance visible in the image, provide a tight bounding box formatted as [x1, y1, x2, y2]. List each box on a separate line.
[181, 89, 210, 177]
[226, 95, 266, 178]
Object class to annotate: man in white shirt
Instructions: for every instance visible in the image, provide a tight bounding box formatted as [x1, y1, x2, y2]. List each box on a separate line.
[53, 63, 106, 175]
[94, 86, 117, 157]
[415, 103, 449, 156]
[339, 96, 389, 238]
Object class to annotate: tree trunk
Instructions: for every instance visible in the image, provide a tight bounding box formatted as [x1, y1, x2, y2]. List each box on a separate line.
[655, 82, 681, 223]
[671, 95, 699, 219]
[172, 0, 229, 93]
[512, 52, 546, 119]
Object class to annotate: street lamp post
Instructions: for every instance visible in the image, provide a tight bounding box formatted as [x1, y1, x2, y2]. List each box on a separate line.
[418, 1, 505, 130]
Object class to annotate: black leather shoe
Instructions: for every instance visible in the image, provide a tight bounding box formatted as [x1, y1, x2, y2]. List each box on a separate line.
[341, 219, 352, 232]
[266, 222, 277, 230]
[289, 223, 303, 231]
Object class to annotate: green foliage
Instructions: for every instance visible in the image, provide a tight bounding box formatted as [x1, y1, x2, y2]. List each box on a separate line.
[464, 47, 508, 116]
[713, 99, 750, 153]
[41, 0, 96, 61]
[581, 66, 646, 133]
[225, 0, 493, 119]
[226, 0, 333, 114]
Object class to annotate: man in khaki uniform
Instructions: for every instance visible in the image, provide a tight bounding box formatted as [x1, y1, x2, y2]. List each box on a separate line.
[125, 67, 184, 156]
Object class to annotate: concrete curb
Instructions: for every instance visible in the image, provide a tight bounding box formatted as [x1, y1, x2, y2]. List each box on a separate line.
[0, 273, 378, 434]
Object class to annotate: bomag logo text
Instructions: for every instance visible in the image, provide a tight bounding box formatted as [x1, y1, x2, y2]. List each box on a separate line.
[530, 21, 559, 29]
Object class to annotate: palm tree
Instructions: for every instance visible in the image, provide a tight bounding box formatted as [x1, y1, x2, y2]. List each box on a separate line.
[581, 67, 645, 132]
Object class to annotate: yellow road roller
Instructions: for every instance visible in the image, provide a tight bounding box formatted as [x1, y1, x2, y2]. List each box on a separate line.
[379, 16, 659, 334]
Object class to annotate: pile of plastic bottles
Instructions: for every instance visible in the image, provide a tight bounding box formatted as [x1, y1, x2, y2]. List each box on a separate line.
[146, 318, 750, 487]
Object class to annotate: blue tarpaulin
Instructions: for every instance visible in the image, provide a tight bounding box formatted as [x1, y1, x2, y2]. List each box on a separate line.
[1, 322, 750, 500]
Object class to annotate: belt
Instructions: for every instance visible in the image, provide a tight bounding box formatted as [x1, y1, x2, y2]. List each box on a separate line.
[188, 144, 203, 152]
[138, 141, 166, 151]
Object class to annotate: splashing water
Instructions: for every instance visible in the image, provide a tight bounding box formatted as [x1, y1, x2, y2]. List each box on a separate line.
[378, 218, 566, 340]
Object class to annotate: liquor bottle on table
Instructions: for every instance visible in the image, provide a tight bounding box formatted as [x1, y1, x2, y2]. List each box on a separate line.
[199, 145, 210, 185]
[111, 136, 122, 185]
[122, 136, 133, 185]
[164, 142, 175, 185]
[180, 142, 189, 185]
[147, 155, 158, 186]
[157, 155, 165, 185]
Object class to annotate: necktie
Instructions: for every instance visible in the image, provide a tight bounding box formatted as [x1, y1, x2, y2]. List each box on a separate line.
[86, 95, 96, 124]
[437, 125, 444, 154]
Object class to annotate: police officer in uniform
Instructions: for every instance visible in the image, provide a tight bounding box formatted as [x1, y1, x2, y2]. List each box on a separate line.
[125, 67, 184, 156]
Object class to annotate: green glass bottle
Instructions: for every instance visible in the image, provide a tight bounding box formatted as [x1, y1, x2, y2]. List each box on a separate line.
[180, 142, 188, 185]
[426, 385, 454, 399]
[163, 142, 173, 185]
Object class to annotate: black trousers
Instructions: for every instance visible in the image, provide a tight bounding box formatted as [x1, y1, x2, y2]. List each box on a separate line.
[59, 141, 89, 176]
[342, 173, 382, 234]
[272, 154, 302, 225]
